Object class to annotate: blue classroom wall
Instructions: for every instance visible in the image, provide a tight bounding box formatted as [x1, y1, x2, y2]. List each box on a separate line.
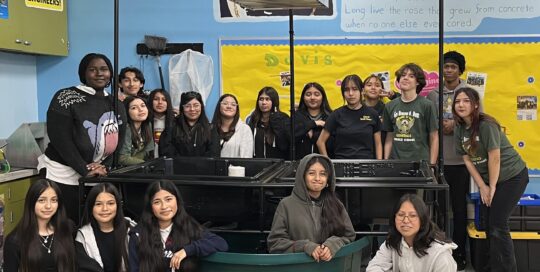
[31, 0, 540, 191]
[0, 52, 38, 138]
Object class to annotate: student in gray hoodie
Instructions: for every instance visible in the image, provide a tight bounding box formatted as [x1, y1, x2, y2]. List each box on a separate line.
[267, 154, 356, 261]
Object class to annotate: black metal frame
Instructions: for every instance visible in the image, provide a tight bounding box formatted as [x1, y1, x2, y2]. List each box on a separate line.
[79, 158, 449, 235]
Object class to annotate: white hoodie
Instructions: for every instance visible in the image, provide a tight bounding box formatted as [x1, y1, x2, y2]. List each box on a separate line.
[219, 120, 253, 158]
[366, 239, 457, 272]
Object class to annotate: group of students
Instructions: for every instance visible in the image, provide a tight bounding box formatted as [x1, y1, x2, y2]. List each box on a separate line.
[5, 155, 456, 272]
[4, 179, 228, 272]
[33, 51, 528, 271]
[267, 153, 458, 272]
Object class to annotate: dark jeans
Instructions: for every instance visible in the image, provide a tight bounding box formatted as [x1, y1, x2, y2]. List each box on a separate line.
[445, 165, 470, 259]
[481, 167, 529, 272]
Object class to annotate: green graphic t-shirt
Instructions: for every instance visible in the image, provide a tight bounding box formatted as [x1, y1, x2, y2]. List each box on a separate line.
[382, 96, 438, 161]
[455, 121, 526, 183]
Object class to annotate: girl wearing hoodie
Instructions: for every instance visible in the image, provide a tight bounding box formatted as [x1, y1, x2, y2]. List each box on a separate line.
[76, 183, 134, 272]
[366, 194, 457, 272]
[248, 86, 291, 160]
[267, 154, 356, 261]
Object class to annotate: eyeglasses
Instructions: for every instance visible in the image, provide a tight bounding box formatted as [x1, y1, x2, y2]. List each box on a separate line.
[220, 101, 238, 107]
[182, 103, 201, 110]
[396, 213, 419, 222]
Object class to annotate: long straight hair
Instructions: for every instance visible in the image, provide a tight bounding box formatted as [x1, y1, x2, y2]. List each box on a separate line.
[81, 183, 129, 271]
[148, 88, 174, 131]
[451, 87, 499, 155]
[303, 157, 347, 240]
[248, 86, 282, 128]
[176, 91, 211, 144]
[13, 179, 76, 272]
[137, 180, 204, 272]
[123, 96, 153, 153]
[386, 194, 450, 257]
[297, 82, 332, 116]
[212, 94, 240, 140]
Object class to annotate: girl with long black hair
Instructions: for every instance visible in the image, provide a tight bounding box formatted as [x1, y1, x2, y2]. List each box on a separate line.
[147, 89, 175, 158]
[294, 82, 333, 160]
[119, 96, 154, 165]
[211, 93, 253, 158]
[76, 183, 135, 272]
[4, 179, 76, 272]
[159, 91, 219, 157]
[267, 154, 356, 261]
[367, 194, 457, 271]
[128, 180, 228, 271]
[453, 87, 528, 272]
[248, 86, 290, 159]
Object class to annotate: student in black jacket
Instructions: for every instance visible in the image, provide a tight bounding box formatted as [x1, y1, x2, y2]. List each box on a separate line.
[248, 86, 290, 159]
[4, 179, 76, 272]
[128, 180, 228, 272]
[294, 82, 333, 160]
[159, 91, 219, 157]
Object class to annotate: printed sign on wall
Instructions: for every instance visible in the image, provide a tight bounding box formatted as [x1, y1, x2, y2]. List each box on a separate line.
[25, 0, 63, 12]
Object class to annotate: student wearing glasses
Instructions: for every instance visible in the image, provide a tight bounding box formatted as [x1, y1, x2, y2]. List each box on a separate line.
[366, 194, 457, 272]
[159, 91, 219, 157]
[211, 94, 253, 158]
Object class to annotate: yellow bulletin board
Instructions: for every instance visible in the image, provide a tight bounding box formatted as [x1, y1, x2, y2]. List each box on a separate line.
[220, 37, 540, 172]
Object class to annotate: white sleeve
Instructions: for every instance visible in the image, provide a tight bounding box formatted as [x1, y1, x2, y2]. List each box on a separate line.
[431, 250, 457, 272]
[366, 241, 394, 272]
[238, 124, 254, 158]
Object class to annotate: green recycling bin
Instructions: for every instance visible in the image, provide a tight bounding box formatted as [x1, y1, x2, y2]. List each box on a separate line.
[200, 236, 369, 272]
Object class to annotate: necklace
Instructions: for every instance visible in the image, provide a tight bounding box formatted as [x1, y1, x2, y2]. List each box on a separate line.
[42, 234, 50, 243]
[40, 233, 54, 254]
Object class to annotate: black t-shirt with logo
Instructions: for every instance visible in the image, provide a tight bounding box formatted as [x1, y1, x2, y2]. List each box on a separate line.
[324, 105, 381, 159]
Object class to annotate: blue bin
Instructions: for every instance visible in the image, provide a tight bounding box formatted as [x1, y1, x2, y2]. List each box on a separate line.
[470, 193, 540, 231]
[200, 236, 370, 272]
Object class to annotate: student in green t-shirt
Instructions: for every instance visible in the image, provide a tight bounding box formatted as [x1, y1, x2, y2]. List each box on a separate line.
[453, 87, 528, 272]
[382, 63, 439, 164]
